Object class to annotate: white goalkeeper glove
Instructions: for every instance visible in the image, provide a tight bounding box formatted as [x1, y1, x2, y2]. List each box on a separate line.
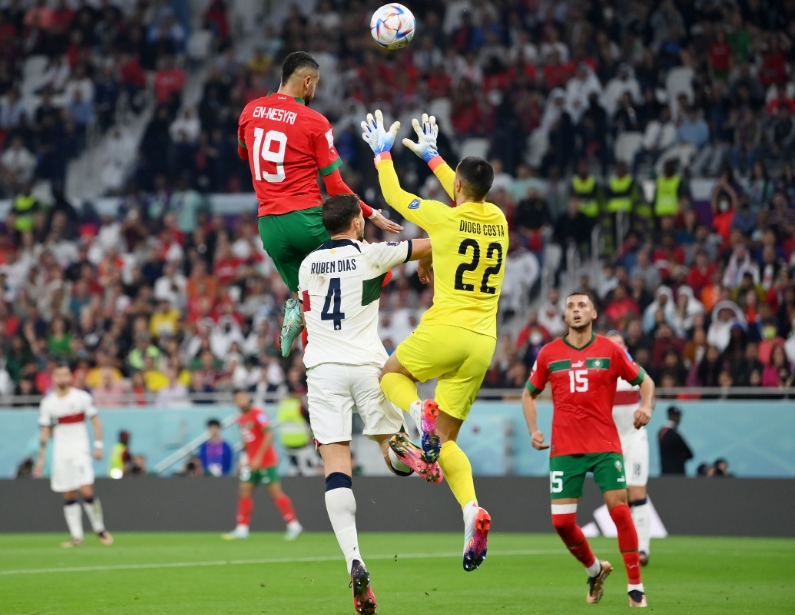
[402, 113, 439, 162]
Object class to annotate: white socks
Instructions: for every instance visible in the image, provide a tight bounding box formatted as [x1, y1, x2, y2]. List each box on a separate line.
[586, 559, 602, 577]
[628, 583, 645, 593]
[630, 500, 651, 555]
[325, 474, 361, 574]
[63, 501, 84, 541]
[409, 400, 423, 434]
[82, 498, 105, 534]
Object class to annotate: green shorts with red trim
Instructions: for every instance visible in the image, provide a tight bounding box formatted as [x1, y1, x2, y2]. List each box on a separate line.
[240, 465, 280, 485]
[549, 452, 627, 499]
[258, 207, 330, 292]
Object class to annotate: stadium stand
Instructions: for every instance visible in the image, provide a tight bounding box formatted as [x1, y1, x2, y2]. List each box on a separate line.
[0, 0, 794, 403]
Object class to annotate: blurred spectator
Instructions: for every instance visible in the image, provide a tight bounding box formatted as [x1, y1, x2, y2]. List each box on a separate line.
[658, 406, 694, 475]
[155, 368, 190, 406]
[109, 430, 131, 478]
[198, 418, 233, 476]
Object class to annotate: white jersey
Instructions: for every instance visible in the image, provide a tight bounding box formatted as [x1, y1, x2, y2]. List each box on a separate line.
[612, 377, 642, 439]
[299, 238, 413, 369]
[39, 388, 97, 459]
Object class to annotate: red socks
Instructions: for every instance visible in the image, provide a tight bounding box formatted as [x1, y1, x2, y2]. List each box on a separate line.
[276, 495, 297, 524]
[552, 512, 597, 568]
[237, 497, 253, 526]
[610, 504, 642, 585]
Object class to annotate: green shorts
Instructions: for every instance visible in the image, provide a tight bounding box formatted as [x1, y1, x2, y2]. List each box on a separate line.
[549, 452, 627, 499]
[240, 465, 280, 485]
[258, 207, 330, 292]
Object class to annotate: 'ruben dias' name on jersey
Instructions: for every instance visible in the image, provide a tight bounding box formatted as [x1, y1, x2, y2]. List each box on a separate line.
[299, 239, 413, 370]
[310, 259, 357, 275]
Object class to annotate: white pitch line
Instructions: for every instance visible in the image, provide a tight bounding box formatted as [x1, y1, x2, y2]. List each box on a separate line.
[0, 549, 565, 576]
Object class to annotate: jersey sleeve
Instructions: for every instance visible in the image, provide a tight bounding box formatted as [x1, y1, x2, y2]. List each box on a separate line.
[38, 399, 52, 427]
[365, 240, 413, 274]
[312, 116, 343, 177]
[84, 391, 98, 418]
[613, 344, 645, 386]
[428, 156, 456, 200]
[526, 346, 550, 394]
[375, 157, 448, 231]
[254, 409, 271, 430]
[237, 108, 248, 159]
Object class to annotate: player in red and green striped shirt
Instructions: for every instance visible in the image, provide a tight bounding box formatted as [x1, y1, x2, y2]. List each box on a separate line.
[522, 292, 655, 608]
[238, 51, 402, 356]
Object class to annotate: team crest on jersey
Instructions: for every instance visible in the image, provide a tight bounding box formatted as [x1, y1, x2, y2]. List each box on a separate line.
[593, 359, 602, 368]
[325, 129, 334, 149]
[408, 199, 421, 209]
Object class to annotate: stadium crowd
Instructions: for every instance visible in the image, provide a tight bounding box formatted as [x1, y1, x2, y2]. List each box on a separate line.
[1, 0, 795, 402]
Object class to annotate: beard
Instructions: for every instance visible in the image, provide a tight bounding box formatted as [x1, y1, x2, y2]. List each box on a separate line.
[568, 319, 591, 332]
[356, 226, 364, 241]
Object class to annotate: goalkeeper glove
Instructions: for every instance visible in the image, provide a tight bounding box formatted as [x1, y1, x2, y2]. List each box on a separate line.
[402, 113, 439, 162]
[361, 109, 400, 156]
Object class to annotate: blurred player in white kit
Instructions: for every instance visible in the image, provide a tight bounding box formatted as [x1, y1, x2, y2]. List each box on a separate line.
[34, 362, 113, 548]
[607, 332, 651, 565]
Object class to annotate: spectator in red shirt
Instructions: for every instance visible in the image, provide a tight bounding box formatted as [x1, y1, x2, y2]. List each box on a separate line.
[766, 83, 795, 116]
[651, 323, 686, 367]
[154, 55, 185, 109]
[605, 284, 641, 328]
[708, 29, 732, 80]
[687, 250, 717, 296]
[203, 0, 229, 43]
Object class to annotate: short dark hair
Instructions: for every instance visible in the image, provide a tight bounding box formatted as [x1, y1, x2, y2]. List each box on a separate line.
[322, 194, 361, 236]
[667, 405, 682, 418]
[207, 419, 221, 428]
[54, 360, 72, 371]
[456, 156, 494, 200]
[281, 51, 319, 83]
[566, 291, 595, 306]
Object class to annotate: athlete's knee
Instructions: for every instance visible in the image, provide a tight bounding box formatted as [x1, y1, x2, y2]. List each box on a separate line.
[551, 512, 577, 533]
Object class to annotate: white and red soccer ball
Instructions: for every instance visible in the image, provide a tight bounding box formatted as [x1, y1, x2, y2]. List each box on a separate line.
[370, 3, 416, 50]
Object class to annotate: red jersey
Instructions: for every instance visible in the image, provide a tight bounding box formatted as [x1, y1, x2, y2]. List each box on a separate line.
[527, 334, 645, 457]
[238, 93, 342, 217]
[237, 406, 278, 468]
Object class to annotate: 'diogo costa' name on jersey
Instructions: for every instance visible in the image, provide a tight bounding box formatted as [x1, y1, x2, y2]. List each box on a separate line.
[459, 220, 506, 237]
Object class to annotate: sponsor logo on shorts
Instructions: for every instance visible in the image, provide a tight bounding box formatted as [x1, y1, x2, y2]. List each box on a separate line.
[615, 460, 623, 472]
[408, 199, 421, 209]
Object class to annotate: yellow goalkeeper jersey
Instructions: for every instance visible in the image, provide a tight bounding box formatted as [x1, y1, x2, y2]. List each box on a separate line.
[376, 158, 507, 338]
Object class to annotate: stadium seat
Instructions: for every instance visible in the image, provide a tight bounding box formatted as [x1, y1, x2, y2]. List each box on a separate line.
[666, 66, 694, 116]
[614, 132, 643, 165]
[428, 97, 453, 136]
[187, 30, 214, 63]
[460, 138, 490, 160]
[21, 55, 49, 99]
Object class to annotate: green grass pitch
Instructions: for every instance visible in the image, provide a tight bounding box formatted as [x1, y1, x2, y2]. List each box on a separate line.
[1, 533, 792, 614]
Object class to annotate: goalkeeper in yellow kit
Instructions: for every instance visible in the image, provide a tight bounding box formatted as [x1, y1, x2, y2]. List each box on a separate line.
[361, 110, 508, 572]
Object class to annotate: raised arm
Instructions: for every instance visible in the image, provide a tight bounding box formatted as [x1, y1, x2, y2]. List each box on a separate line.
[321, 167, 403, 234]
[402, 113, 456, 199]
[361, 110, 447, 231]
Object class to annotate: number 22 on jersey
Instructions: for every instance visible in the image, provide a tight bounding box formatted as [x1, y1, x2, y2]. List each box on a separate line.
[252, 128, 286, 183]
[454, 238, 503, 294]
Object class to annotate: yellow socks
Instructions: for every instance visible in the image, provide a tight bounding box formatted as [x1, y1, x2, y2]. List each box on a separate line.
[438, 441, 477, 508]
[380, 372, 420, 412]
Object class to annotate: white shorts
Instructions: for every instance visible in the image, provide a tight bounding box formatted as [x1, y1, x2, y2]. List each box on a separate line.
[620, 427, 649, 488]
[306, 363, 405, 445]
[51, 452, 95, 492]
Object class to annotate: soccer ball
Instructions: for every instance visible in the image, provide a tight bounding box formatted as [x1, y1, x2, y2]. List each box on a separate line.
[370, 3, 416, 50]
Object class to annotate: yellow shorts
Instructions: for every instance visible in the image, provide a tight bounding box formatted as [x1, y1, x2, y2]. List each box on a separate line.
[395, 324, 496, 421]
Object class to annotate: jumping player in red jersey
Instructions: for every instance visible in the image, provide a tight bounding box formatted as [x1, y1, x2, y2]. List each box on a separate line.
[238, 51, 402, 356]
[223, 390, 303, 541]
[522, 292, 655, 608]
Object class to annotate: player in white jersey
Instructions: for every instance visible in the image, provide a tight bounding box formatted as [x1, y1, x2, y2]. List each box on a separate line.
[607, 332, 651, 565]
[34, 362, 113, 548]
[299, 193, 439, 615]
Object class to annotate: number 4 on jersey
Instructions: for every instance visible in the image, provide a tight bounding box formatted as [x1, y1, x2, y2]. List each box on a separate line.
[321, 278, 345, 330]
